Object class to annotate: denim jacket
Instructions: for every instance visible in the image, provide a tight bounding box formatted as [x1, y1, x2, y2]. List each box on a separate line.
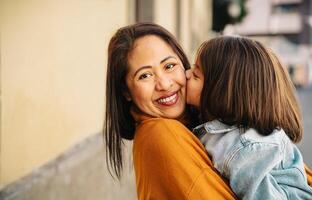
[193, 120, 312, 200]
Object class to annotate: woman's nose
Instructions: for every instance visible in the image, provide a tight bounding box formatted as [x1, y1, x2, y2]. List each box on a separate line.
[155, 74, 173, 91]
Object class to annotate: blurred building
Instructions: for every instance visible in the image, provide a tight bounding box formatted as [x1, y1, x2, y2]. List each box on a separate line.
[0, 0, 213, 199]
[224, 0, 312, 87]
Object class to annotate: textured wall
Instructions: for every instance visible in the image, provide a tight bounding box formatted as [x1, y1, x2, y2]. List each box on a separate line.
[0, 0, 128, 187]
[0, 134, 136, 200]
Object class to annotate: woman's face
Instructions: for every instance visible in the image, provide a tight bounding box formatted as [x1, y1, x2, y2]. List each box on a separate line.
[186, 62, 204, 108]
[125, 35, 186, 118]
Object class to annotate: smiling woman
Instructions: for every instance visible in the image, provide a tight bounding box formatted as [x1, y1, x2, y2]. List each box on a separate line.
[125, 35, 186, 119]
[104, 23, 236, 199]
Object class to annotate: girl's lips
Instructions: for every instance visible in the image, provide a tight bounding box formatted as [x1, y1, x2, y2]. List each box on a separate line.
[156, 92, 179, 106]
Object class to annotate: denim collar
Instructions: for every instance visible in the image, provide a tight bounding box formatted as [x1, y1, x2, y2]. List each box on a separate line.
[193, 120, 237, 139]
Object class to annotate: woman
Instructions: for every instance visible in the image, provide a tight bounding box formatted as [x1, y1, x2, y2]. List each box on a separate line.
[104, 22, 236, 199]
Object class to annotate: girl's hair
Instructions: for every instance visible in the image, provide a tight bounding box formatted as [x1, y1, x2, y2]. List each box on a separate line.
[105, 22, 191, 179]
[196, 36, 302, 143]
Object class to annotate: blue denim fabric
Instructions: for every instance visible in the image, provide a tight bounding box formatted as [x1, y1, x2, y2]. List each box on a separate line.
[193, 120, 312, 200]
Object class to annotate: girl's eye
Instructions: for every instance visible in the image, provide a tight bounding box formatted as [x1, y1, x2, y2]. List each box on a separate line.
[138, 72, 153, 80]
[193, 72, 200, 79]
[193, 69, 202, 79]
[165, 63, 176, 70]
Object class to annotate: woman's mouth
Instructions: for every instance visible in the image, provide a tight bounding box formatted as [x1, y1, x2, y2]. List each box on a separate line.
[156, 92, 179, 106]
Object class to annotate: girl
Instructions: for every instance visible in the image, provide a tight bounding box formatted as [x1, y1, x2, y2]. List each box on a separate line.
[186, 36, 312, 199]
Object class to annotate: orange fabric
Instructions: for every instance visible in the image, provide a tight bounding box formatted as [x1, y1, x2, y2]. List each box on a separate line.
[305, 165, 312, 187]
[133, 117, 236, 200]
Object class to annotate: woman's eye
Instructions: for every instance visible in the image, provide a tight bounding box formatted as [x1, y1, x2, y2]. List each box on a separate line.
[138, 73, 152, 80]
[165, 63, 176, 70]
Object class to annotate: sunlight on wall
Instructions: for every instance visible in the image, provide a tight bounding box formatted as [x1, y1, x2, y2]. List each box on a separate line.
[0, 0, 128, 187]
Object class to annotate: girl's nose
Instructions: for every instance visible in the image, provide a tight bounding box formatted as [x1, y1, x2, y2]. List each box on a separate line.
[185, 69, 193, 80]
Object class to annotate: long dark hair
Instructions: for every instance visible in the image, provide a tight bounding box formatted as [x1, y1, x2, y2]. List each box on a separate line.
[105, 22, 191, 179]
[196, 36, 302, 143]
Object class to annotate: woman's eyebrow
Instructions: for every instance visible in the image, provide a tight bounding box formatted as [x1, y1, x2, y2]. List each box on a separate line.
[133, 56, 177, 77]
[160, 55, 176, 64]
[133, 66, 152, 77]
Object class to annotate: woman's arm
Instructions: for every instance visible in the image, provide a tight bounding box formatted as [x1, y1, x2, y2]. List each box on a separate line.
[133, 118, 236, 200]
[305, 165, 312, 187]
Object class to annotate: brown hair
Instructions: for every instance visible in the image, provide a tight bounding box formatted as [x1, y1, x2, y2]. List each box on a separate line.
[196, 36, 302, 143]
[105, 22, 191, 179]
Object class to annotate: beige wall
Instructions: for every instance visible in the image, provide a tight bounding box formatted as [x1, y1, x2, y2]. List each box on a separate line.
[179, 0, 192, 56]
[189, 0, 212, 59]
[0, 0, 129, 187]
[153, 0, 212, 59]
[154, 0, 178, 36]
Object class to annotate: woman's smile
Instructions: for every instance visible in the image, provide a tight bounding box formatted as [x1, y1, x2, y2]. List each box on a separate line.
[156, 92, 179, 106]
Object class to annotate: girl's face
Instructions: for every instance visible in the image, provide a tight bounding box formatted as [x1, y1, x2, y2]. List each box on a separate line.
[125, 35, 186, 118]
[186, 63, 204, 108]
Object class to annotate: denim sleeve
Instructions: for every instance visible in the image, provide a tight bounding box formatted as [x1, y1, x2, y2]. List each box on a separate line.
[224, 142, 288, 200]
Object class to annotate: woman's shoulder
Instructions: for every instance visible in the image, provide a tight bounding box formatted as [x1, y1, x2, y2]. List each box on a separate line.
[139, 117, 185, 125]
[134, 118, 190, 145]
[133, 117, 210, 165]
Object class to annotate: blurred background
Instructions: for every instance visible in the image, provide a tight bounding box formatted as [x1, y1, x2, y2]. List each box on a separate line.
[0, 0, 311, 199]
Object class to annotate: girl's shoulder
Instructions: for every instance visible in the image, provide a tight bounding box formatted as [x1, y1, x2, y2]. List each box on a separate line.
[241, 128, 290, 147]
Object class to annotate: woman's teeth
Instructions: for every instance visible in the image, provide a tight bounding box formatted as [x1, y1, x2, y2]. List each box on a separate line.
[157, 93, 177, 104]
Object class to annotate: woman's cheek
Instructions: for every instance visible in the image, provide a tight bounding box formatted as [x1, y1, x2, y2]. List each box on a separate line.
[176, 67, 187, 86]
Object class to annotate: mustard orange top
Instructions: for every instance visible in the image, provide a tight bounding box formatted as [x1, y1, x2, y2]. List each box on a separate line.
[133, 117, 236, 200]
[306, 165, 312, 187]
